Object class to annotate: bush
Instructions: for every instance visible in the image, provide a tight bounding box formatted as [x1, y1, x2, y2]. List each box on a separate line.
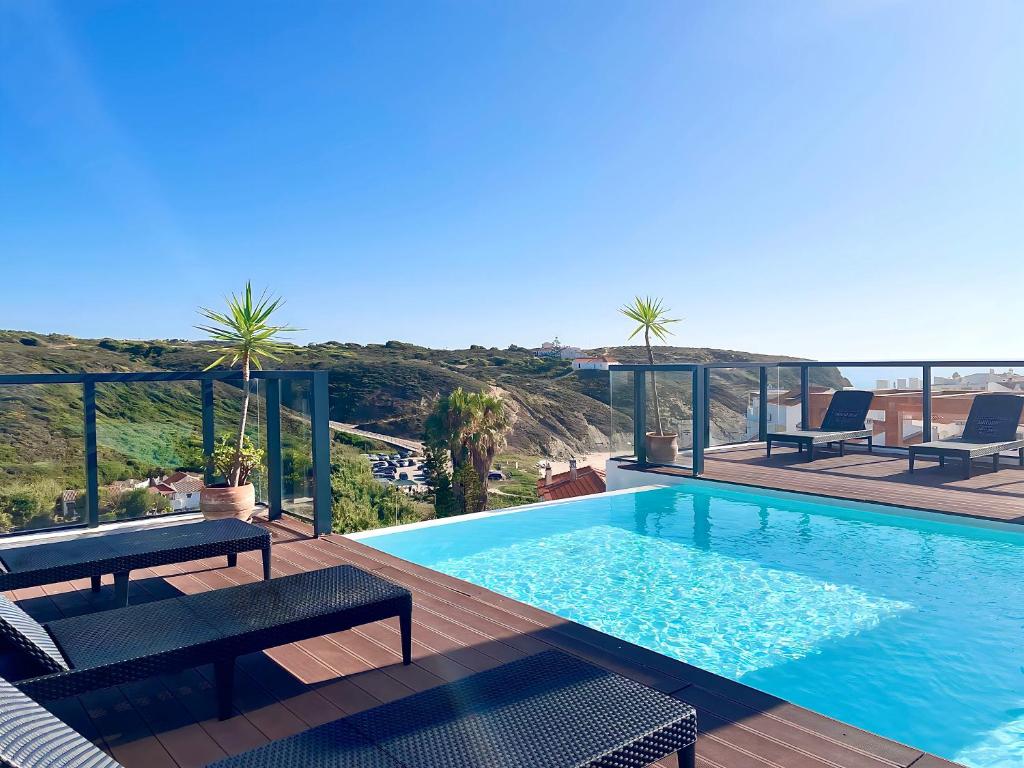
[329, 449, 429, 534]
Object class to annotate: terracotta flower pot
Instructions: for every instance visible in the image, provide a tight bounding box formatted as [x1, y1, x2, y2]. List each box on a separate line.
[200, 483, 256, 522]
[645, 432, 679, 464]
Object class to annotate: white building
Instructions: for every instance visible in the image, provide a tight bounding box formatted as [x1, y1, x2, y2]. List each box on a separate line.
[572, 356, 618, 371]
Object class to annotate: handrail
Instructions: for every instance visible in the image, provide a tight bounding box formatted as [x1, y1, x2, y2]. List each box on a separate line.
[0, 370, 332, 537]
[612, 359, 1024, 476]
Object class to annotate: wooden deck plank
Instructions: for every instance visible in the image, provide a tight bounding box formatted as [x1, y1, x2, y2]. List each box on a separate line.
[3, 514, 956, 768]
[632, 444, 1024, 524]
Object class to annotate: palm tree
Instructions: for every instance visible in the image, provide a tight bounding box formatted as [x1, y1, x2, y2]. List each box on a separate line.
[196, 283, 298, 486]
[468, 392, 514, 502]
[424, 387, 515, 513]
[620, 296, 680, 436]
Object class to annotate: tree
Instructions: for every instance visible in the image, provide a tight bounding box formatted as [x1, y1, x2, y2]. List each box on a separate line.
[196, 282, 298, 485]
[423, 387, 515, 514]
[619, 296, 680, 435]
[421, 441, 457, 517]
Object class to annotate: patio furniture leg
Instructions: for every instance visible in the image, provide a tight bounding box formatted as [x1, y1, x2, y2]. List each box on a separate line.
[215, 657, 236, 720]
[909, 451, 915, 473]
[1019, 448, 1023, 467]
[964, 457, 972, 480]
[113, 571, 129, 607]
[400, 604, 412, 665]
[839, 440, 845, 457]
[262, 545, 272, 580]
[90, 575, 101, 593]
[806, 443, 814, 461]
[797, 442, 803, 454]
[939, 455, 945, 468]
[867, 435, 873, 454]
[993, 453, 999, 472]
[679, 742, 696, 768]
[766, 438, 772, 457]
[227, 553, 238, 568]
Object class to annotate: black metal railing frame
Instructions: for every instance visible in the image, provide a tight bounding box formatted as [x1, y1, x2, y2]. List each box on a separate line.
[612, 360, 1024, 476]
[0, 370, 333, 537]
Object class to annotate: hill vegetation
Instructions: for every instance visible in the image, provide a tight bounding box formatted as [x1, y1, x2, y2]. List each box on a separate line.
[0, 329, 847, 532]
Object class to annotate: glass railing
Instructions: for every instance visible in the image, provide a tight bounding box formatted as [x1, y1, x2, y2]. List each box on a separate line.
[612, 360, 1024, 475]
[0, 370, 332, 537]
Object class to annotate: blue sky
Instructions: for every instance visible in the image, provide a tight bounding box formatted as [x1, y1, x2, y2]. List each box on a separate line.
[1, 1, 1021, 359]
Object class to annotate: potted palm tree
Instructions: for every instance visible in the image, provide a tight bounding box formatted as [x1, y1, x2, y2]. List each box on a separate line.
[620, 296, 681, 464]
[196, 283, 297, 521]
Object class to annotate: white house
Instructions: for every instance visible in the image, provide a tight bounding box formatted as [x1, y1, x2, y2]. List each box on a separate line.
[572, 356, 618, 371]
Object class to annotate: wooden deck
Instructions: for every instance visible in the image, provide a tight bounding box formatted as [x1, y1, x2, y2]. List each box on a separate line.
[623, 443, 1024, 525]
[6, 514, 960, 768]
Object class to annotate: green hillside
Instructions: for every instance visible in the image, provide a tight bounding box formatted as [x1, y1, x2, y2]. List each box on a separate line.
[0, 329, 847, 533]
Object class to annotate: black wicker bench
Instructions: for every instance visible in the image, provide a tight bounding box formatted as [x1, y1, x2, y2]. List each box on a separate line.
[0, 564, 411, 720]
[0, 650, 697, 768]
[0, 519, 272, 608]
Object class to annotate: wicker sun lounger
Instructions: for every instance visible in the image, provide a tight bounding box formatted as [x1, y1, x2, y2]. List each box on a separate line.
[0, 650, 698, 768]
[909, 393, 1024, 479]
[0, 519, 272, 608]
[0, 564, 412, 720]
[766, 389, 874, 461]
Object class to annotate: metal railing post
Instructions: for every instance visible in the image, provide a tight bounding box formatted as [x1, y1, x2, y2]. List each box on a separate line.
[758, 367, 769, 441]
[634, 370, 647, 464]
[201, 380, 215, 485]
[703, 367, 711, 446]
[692, 367, 705, 477]
[83, 381, 99, 527]
[265, 378, 283, 520]
[922, 365, 932, 442]
[800, 365, 810, 429]
[309, 371, 332, 536]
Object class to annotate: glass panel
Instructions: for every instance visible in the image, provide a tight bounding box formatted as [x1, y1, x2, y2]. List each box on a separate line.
[0, 384, 85, 533]
[95, 381, 202, 522]
[930, 366, 1024, 449]
[832, 366, 924, 448]
[763, 366, 802, 435]
[280, 378, 314, 521]
[708, 368, 761, 446]
[212, 379, 268, 504]
[645, 369, 693, 468]
[609, 369, 635, 459]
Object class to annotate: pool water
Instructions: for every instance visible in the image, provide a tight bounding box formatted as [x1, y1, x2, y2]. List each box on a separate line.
[356, 483, 1024, 768]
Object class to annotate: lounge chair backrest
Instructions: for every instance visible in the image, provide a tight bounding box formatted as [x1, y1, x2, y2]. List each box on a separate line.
[0, 676, 121, 768]
[819, 390, 874, 431]
[961, 394, 1024, 443]
[0, 595, 68, 676]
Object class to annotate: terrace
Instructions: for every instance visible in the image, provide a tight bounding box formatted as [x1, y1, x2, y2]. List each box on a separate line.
[2, 365, 1021, 768]
[607, 359, 1024, 524]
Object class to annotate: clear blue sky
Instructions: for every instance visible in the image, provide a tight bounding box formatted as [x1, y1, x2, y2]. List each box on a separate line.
[1, 1, 1021, 359]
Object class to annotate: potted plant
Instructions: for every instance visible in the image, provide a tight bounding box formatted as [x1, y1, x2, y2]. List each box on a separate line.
[620, 296, 681, 464]
[196, 282, 297, 521]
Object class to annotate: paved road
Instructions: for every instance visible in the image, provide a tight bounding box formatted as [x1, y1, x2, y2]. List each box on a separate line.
[329, 422, 424, 453]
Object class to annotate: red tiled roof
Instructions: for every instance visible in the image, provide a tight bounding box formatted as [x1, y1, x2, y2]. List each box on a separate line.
[537, 466, 606, 501]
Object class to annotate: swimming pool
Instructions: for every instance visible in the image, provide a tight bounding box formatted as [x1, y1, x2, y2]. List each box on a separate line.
[353, 482, 1024, 768]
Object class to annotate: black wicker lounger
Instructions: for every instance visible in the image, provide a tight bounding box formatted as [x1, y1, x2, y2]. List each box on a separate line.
[0, 650, 698, 768]
[909, 393, 1024, 479]
[0, 518, 271, 608]
[0, 564, 411, 721]
[765, 389, 874, 461]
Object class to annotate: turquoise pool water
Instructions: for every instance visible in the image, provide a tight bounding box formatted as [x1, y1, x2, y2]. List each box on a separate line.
[356, 483, 1024, 767]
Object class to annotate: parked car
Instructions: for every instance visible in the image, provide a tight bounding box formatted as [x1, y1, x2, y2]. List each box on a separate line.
[399, 472, 408, 481]
[488, 470, 505, 481]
